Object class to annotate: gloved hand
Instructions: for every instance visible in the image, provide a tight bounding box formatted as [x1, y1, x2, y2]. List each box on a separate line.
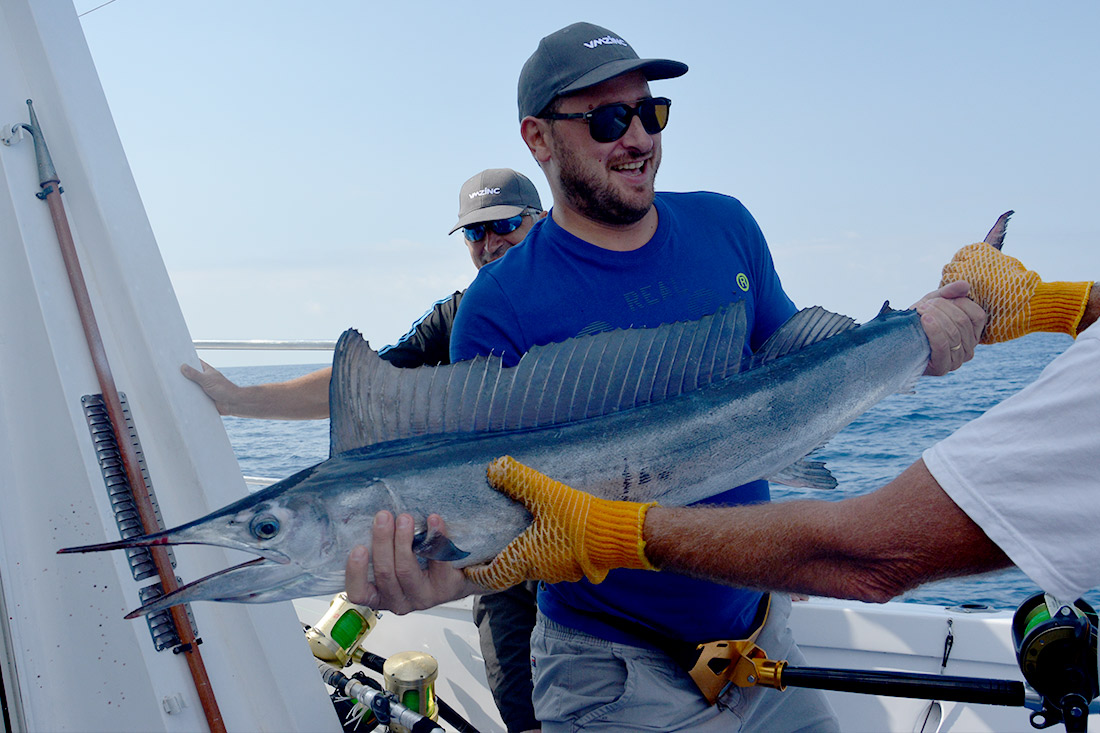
[941, 242, 1092, 343]
[465, 456, 657, 591]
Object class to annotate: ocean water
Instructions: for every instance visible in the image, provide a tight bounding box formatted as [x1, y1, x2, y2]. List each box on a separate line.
[218, 331, 1096, 612]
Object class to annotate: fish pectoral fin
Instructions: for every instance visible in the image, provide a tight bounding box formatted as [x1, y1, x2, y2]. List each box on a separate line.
[767, 458, 837, 490]
[413, 528, 470, 562]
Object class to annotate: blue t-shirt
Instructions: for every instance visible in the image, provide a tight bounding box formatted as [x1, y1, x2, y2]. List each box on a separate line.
[451, 191, 797, 645]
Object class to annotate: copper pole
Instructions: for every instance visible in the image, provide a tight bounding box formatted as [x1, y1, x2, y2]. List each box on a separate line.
[23, 100, 226, 733]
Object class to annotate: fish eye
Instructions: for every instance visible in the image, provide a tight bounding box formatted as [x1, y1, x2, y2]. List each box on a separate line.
[249, 514, 281, 540]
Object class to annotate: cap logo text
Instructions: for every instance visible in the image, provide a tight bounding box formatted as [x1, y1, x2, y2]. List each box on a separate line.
[469, 187, 501, 199]
[583, 35, 628, 50]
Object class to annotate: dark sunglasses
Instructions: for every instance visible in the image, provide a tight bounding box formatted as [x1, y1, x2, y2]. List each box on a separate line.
[463, 213, 528, 243]
[540, 97, 671, 143]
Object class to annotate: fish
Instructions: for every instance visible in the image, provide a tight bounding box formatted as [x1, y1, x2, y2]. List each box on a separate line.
[984, 210, 1013, 250]
[61, 299, 932, 618]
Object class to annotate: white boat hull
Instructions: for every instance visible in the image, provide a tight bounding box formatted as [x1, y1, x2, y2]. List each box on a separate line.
[790, 598, 1032, 732]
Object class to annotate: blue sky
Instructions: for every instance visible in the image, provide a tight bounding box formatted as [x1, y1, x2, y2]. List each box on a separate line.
[74, 1, 1100, 366]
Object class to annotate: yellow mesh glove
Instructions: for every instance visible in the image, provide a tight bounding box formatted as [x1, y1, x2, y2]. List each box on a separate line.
[941, 242, 1092, 343]
[465, 456, 657, 591]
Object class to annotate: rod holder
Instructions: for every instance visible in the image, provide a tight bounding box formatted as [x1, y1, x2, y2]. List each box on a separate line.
[1, 122, 24, 146]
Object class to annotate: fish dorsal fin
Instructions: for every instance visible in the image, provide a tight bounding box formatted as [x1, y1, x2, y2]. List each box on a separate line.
[329, 301, 749, 455]
[750, 306, 857, 368]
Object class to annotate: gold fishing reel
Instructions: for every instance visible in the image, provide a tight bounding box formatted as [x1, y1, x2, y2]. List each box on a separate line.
[307, 594, 444, 732]
[306, 592, 380, 666]
[383, 651, 440, 732]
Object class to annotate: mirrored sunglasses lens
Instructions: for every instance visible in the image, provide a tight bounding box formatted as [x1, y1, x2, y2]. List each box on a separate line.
[463, 224, 487, 242]
[639, 99, 670, 134]
[589, 104, 633, 143]
[489, 215, 524, 235]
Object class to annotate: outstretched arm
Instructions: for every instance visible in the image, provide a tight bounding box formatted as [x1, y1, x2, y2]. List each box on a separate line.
[180, 360, 331, 419]
[642, 459, 1010, 601]
[473, 456, 1010, 602]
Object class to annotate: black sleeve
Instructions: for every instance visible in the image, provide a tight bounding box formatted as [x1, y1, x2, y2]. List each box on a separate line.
[377, 291, 463, 368]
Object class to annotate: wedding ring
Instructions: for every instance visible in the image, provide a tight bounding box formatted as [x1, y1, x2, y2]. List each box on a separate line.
[950, 344, 962, 352]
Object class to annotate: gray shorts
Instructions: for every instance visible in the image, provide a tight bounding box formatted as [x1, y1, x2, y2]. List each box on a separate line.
[530, 593, 839, 732]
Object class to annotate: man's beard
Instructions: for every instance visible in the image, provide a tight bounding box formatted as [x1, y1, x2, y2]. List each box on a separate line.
[554, 131, 658, 226]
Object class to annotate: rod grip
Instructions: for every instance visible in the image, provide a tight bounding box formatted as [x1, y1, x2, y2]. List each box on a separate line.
[781, 666, 1026, 707]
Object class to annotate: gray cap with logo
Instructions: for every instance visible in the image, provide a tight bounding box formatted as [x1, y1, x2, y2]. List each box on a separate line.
[449, 168, 543, 234]
[517, 22, 688, 121]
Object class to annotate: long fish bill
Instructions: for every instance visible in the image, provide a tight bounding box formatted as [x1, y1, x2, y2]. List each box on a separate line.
[123, 556, 309, 618]
[58, 530, 176, 554]
[58, 523, 292, 564]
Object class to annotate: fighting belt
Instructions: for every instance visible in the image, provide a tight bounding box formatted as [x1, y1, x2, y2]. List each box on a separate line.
[684, 593, 772, 704]
[563, 591, 773, 706]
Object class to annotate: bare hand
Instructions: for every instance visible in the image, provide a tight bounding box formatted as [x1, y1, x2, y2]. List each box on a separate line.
[180, 359, 240, 415]
[913, 281, 987, 376]
[344, 511, 480, 614]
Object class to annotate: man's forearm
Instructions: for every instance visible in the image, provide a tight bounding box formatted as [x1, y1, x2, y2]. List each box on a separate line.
[229, 367, 331, 419]
[642, 460, 1011, 602]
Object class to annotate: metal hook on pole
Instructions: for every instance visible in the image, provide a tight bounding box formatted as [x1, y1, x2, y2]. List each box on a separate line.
[2, 121, 25, 146]
[20, 99, 227, 733]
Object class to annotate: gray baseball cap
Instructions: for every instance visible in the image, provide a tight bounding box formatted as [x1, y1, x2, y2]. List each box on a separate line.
[518, 22, 688, 121]
[449, 169, 543, 234]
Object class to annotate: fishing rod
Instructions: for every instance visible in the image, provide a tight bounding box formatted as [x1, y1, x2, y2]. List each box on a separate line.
[15, 99, 226, 733]
[708, 593, 1098, 732]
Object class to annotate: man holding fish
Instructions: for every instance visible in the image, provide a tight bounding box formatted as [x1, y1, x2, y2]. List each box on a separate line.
[460, 240, 1100, 646]
[346, 22, 986, 733]
[349, 223, 1099, 728]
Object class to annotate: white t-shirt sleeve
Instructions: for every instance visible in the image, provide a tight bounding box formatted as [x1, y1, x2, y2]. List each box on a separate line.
[923, 322, 1100, 601]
